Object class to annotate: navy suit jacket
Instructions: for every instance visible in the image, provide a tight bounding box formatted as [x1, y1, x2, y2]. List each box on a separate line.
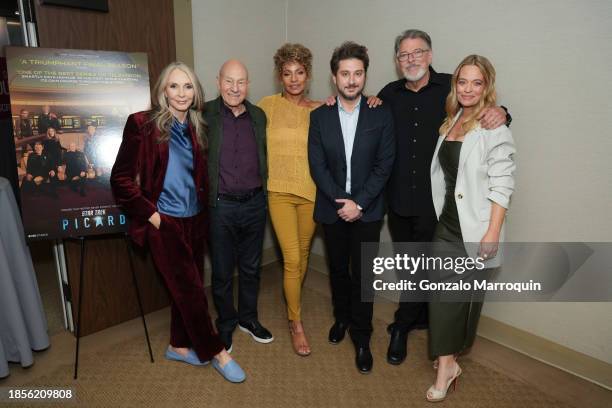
[308, 95, 395, 224]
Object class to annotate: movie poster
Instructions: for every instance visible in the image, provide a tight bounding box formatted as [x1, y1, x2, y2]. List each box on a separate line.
[6, 47, 150, 240]
[1, 57, 10, 120]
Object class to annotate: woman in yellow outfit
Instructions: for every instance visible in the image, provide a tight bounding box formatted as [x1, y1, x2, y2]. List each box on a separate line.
[258, 43, 321, 356]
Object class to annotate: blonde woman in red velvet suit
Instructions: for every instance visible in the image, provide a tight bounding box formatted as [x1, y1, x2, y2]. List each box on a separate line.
[110, 62, 245, 383]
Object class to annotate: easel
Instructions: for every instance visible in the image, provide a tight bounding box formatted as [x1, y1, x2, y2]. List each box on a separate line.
[71, 233, 154, 380]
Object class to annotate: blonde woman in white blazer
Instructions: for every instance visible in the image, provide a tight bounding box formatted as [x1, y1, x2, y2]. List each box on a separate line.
[426, 55, 516, 402]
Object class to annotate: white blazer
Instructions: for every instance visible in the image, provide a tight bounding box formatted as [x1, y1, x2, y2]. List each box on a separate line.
[430, 111, 516, 267]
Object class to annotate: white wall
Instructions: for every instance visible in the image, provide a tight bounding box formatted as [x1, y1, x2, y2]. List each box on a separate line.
[192, 0, 287, 103]
[192, 0, 288, 250]
[192, 0, 612, 363]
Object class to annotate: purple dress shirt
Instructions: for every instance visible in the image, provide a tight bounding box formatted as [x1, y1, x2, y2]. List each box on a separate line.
[218, 103, 262, 194]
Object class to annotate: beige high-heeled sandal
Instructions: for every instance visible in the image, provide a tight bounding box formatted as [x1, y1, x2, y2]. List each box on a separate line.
[289, 321, 311, 357]
[426, 363, 462, 402]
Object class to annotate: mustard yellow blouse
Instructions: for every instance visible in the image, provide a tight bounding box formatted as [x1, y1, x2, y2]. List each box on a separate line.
[258, 94, 316, 202]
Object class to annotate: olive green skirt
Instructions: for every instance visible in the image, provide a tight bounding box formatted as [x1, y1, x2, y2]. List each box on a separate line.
[427, 222, 492, 359]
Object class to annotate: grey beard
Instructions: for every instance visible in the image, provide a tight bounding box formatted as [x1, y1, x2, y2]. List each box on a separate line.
[404, 67, 427, 82]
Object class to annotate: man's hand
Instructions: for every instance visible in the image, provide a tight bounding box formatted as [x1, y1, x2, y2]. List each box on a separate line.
[325, 95, 382, 108]
[26, 174, 33, 181]
[478, 106, 506, 129]
[80, 171, 86, 177]
[335, 199, 362, 222]
[49, 170, 55, 177]
[365, 95, 383, 108]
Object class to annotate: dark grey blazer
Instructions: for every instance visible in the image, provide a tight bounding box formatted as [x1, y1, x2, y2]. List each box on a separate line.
[308, 95, 395, 224]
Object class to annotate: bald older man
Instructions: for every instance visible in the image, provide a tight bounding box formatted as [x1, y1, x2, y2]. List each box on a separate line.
[205, 60, 272, 352]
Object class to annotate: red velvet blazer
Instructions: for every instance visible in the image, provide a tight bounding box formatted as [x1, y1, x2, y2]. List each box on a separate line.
[110, 111, 207, 246]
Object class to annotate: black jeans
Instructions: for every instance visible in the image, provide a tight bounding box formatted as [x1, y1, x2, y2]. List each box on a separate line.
[387, 210, 438, 331]
[322, 219, 382, 347]
[209, 190, 266, 333]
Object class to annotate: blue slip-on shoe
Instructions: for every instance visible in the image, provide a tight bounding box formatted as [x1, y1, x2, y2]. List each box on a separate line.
[165, 347, 210, 366]
[212, 358, 246, 383]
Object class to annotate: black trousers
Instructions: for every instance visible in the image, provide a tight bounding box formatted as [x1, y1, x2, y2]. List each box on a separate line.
[322, 219, 382, 347]
[387, 210, 438, 331]
[209, 190, 267, 333]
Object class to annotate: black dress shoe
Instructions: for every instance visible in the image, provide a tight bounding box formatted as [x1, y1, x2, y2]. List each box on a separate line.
[355, 346, 373, 374]
[386, 321, 428, 335]
[328, 321, 349, 344]
[387, 326, 408, 365]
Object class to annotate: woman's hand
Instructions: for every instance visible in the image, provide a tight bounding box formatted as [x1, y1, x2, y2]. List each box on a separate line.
[479, 229, 500, 260]
[324, 95, 337, 106]
[148, 211, 161, 230]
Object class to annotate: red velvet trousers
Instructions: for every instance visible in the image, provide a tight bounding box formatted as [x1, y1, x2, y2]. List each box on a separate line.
[147, 212, 223, 362]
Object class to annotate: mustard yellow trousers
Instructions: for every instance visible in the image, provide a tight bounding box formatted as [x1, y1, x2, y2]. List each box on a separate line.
[268, 191, 316, 321]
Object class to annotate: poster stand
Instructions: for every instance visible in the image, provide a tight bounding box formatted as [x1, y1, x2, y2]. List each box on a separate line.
[72, 233, 154, 380]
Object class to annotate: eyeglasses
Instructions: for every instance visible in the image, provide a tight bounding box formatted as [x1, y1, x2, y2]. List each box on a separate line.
[396, 48, 430, 62]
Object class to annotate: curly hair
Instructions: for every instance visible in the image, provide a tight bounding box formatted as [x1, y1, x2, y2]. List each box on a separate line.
[273, 43, 313, 77]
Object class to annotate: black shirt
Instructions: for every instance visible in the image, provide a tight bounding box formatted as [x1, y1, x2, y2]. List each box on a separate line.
[26, 153, 51, 178]
[63, 151, 88, 178]
[42, 138, 63, 169]
[38, 114, 61, 135]
[378, 67, 451, 217]
[19, 119, 33, 138]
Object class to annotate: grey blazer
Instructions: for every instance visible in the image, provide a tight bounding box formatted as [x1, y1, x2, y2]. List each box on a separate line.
[431, 111, 516, 267]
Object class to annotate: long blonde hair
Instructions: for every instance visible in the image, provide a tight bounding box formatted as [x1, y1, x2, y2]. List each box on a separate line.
[439, 55, 497, 135]
[150, 62, 207, 149]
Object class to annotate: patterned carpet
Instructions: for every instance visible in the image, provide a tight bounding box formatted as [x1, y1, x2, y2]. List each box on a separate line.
[15, 267, 572, 408]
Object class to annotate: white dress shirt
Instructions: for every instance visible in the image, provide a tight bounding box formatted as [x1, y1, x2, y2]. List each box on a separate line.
[337, 96, 361, 194]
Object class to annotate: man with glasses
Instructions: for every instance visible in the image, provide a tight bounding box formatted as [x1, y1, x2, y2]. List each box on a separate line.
[378, 29, 509, 366]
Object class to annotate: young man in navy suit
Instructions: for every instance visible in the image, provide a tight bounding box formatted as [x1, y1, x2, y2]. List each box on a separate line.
[308, 42, 395, 374]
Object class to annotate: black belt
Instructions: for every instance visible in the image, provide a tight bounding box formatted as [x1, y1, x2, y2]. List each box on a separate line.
[218, 187, 262, 203]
